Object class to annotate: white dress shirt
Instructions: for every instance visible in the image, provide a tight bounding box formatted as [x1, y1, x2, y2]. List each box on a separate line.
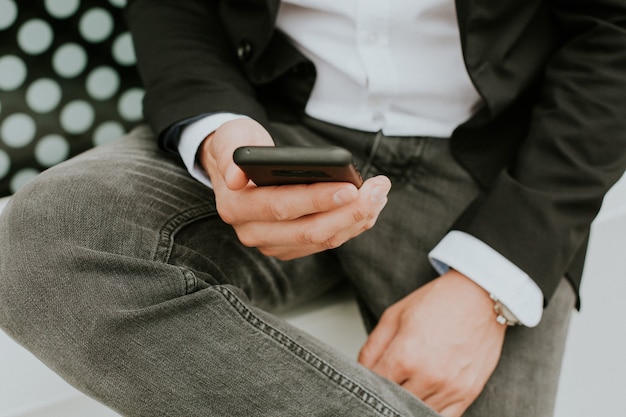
[275, 0, 482, 137]
[178, 0, 544, 326]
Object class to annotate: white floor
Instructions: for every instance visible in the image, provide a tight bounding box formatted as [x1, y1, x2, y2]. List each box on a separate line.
[1, 174, 625, 416]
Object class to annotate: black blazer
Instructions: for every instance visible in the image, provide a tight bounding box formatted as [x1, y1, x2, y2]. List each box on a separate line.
[125, 0, 626, 306]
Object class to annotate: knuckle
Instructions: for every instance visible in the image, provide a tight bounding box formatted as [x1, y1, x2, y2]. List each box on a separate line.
[215, 199, 242, 226]
[265, 200, 292, 221]
[218, 210, 237, 226]
[234, 228, 259, 248]
[260, 246, 299, 261]
[320, 235, 343, 250]
[351, 207, 368, 223]
[236, 236, 256, 248]
[258, 246, 278, 257]
[360, 218, 377, 232]
[395, 357, 417, 376]
[353, 203, 381, 225]
[275, 252, 298, 261]
[297, 228, 319, 246]
[310, 193, 326, 213]
[298, 228, 343, 250]
[422, 372, 447, 391]
[216, 201, 237, 225]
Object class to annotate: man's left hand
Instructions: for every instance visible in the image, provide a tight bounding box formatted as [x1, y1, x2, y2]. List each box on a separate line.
[358, 270, 506, 417]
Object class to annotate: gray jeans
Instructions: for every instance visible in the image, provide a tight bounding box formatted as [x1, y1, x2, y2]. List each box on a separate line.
[0, 118, 574, 417]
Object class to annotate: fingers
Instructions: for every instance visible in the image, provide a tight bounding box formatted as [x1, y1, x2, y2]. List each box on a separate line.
[227, 175, 388, 223]
[401, 368, 478, 416]
[422, 393, 471, 417]
[366, 327, 417, 386]
[216, 181, 360, 224]
[358, 307, 400, 369]
[356, 273, 506, 417]
[232, 176, 391, 259]
[439, 402, 469, 417]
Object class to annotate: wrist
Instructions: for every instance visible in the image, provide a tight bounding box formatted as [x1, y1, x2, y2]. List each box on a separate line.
[428, 231, 544, 327]
[444, 270, 517, 328]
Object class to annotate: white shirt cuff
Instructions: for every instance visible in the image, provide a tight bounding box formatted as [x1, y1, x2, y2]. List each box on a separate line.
[428, 230, 544, 327]
[178, 113, 249, 188]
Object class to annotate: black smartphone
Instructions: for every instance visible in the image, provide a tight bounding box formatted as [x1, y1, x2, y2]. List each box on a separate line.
[233, 146, 363, 188]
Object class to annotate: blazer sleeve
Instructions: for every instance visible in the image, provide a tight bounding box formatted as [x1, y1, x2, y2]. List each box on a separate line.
[124, 0, 268, 145]
[454, 0, 626, 303]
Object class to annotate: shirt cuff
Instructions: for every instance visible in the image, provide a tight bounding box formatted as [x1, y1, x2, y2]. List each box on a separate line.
[428, 230, 544, 327]
[178, 113, 249, 188]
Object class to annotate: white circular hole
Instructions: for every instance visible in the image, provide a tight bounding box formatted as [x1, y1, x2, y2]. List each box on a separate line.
[26, 78, 63, 113]
[0, 149, 10, 180]
[10, 168, 40, 193]
[0, 0, 18, 30]
[86, 66, 120, 100]
[60, 100, 95, 134]
[112, 32, 136, 66]
[79, 8, 114, 43]
[18, 19, 54, 55]
[35, 134, 71, 167]
[0, 55, 27, 91]
[118, 88, 144, 121]
[1, 113, 37, 148]
[45, 0, 81, 19]
[93, 121, 124, 146]
[53, 43, 88, 78]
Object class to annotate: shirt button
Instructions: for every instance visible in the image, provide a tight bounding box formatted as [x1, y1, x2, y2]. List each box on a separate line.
[237, 40, 253, 62]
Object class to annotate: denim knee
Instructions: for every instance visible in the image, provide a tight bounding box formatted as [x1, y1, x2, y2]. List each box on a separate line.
[0, 167, 108, 339]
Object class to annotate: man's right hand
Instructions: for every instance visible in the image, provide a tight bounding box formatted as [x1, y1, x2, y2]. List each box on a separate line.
[198, 118, 392, 260]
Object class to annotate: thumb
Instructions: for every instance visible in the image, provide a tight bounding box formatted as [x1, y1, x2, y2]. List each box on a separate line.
[200, 117, 274, 190]
[222, 159, 249, 190]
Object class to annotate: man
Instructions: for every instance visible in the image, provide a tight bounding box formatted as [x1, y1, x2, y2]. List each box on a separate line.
[0, 0, 625, 416]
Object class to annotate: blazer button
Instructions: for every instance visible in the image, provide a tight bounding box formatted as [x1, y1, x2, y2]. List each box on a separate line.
[237, 40, 253, 62]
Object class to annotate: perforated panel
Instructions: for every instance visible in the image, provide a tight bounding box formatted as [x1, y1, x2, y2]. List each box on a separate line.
[0, 0, 143, 196]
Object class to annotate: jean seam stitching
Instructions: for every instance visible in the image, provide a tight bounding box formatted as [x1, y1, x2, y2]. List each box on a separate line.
[215, 285, 404, 417]
[153, 203, 216, 264]
[180, 268, 198, 295]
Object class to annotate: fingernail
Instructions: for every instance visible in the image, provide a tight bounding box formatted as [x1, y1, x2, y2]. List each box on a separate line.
[371, 185, 389, 203]
[334, 187, 358, 205]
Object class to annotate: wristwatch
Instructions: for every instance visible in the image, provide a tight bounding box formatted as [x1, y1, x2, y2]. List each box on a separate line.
[490, 294, 521, 326]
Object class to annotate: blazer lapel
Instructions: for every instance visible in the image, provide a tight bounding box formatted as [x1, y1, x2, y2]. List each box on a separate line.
[455, 0, 558, 121]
